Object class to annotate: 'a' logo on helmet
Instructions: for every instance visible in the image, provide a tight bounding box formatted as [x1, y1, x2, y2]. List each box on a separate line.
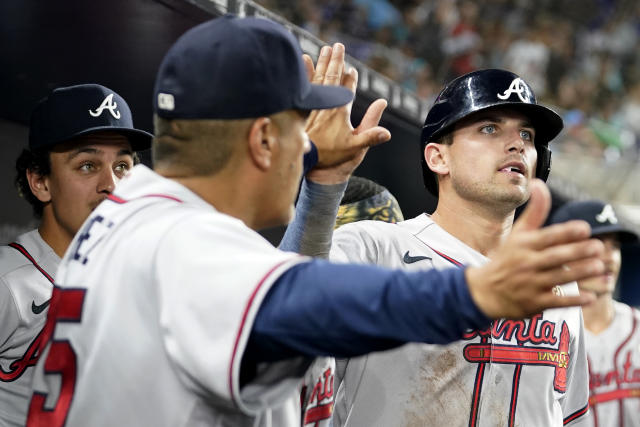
[496, 78, 529, 103]
[89, 94, 121, 119]
[596, 204, 618, 224]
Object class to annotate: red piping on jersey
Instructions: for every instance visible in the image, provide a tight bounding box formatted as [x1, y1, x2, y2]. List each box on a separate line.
[563, 403, 589, 425]
[468, 336, 488, 427]
[590, 387, 640, 405]
[602, 309, 637, 426]
[8, 242, 54, 284]
[587, 356, 598, 427]
[425, 244, 464, 267]
[228, 259, 292, 408]
[107, 193, 183, 204]
[508, 365, 523, 427]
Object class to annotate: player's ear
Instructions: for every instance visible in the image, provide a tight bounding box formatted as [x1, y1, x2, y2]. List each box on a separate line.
[247, 117, 278, 171]
[424, 142, 449, 177]
[26, 168, 52, 203]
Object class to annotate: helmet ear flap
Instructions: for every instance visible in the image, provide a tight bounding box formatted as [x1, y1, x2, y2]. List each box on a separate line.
[536, 144, 552, 182]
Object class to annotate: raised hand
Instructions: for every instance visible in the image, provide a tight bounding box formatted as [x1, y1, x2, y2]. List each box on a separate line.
[466, 179, 603, 319]
[302, 43, 391, 184]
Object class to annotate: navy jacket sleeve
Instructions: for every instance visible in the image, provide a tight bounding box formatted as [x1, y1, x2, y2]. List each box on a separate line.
[247, 259, 491, 362]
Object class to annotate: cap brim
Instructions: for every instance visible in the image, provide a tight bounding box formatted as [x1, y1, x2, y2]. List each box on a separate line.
[71, 126, 153, 151]
[295, 84, 354, 111]
[591, 225, 639, 243]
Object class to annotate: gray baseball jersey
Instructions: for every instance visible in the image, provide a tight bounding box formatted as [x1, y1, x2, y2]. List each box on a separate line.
[0, 230, 58, 426]
[27, 165, 313, 427]
[585, 300, 640, 426]
[330, 214, 589, 427]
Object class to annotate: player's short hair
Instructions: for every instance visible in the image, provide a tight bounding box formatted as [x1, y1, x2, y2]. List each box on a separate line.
[153, 111, 300, 176]
[15, 148, 50, 218]
[153, 115, 253, 176]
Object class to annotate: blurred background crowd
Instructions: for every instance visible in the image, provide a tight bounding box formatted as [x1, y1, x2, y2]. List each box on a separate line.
[258, 0, 640, 162]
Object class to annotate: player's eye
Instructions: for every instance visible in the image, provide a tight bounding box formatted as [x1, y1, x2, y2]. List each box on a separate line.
[480, 124, 496, 134]
[79, 162, 95, 172]
[113, 162, 131, 178]
[520, 129, 533, 141]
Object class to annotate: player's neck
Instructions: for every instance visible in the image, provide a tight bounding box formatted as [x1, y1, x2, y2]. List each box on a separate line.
[582, 293, 615, 335]
[37, 209, 73, 258]
[166, 169, 263, 230]
[430, 195, 514, 256]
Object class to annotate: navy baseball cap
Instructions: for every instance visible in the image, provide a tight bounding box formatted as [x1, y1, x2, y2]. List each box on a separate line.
[550, 200, 638, 243]
[29, 84, 152, 151]
[153, 14, 354, 119]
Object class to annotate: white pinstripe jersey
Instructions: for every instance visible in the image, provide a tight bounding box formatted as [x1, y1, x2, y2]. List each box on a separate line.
[330, 214, 590, 427]
[0, 230, 58, 426]
[28, 165, 313, 427]
[584, 301, 640, 427]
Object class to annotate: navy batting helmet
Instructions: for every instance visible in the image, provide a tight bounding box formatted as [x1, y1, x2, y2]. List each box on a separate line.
[420, 69, 563, 195]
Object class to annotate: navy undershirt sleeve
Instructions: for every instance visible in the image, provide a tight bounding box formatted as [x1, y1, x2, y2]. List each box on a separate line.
[302, 141, 318, 176]
[247, 259, 491, 362]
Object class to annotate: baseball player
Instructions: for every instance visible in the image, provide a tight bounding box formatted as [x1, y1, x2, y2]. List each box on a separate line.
[0, 84, 152, 426]
[550, 200, 640, 427]
[27, 17, 603, 427]
[299, 175, 404, 426]
[329, 69, 592, 426]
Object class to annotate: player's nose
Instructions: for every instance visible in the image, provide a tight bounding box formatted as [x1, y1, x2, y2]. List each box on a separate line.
[505, 129, 525, 154]
[97, 168, 117, 194]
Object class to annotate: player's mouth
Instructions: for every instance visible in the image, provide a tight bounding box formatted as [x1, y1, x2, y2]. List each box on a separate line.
[89, 197, 108, 211]
[498, 161, 526, 177]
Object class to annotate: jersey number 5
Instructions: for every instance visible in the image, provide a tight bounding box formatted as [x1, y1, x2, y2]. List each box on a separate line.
[26, 286, 86, 427]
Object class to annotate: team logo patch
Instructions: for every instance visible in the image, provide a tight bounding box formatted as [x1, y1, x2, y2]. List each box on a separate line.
[496, 78, 529, 103]
[158, 93, 175, 111]
[89, 93, 121, 119]
[595, 204, 618, 224]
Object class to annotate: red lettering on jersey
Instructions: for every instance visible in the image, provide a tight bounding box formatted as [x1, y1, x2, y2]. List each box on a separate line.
[303, 368, 334, 426]
[462, 314, 557, 346]
[464, 321, 570, 392]
[590, 351, 640, 387]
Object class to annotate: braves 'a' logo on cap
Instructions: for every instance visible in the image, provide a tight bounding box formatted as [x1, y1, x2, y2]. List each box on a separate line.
[497, 78, 529, 103]
[596, 204, 618, 224]
[89, 93, 121, 119]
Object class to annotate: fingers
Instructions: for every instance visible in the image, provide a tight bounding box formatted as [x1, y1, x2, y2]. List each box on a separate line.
[311, 43, 345, 86]
[324, 43, 345, 86]
[302, 54, 315, 82]
[527, 293, 595, 313]
[529, 239, 604, 271]
[530, 257, 604, 288]
[521, 220, 592, 251]
[352, 126, 392, 148]
[312, 45, 332, 84]
[342, 66, 358, 95]
[512, 179, 550, 233]
[356, 99, 388, 134]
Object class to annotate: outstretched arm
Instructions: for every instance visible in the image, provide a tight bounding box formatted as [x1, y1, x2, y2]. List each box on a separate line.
[252, 180, 603, 362]
[281, 43, 390, 255]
